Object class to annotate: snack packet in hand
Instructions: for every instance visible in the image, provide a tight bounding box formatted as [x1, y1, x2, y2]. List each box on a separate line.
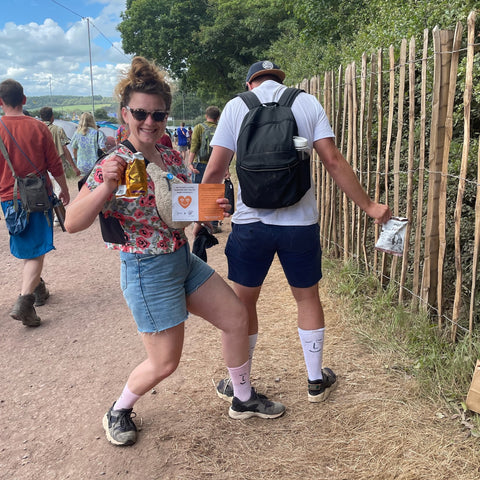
[375, 217, 408, 256]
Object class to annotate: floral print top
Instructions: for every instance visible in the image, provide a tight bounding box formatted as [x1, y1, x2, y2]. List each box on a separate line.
[86, 143, 189, 254]
[71, 127, 107, 175]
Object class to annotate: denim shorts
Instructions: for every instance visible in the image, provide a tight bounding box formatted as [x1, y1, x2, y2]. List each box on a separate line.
[225, 222, 322, 288]
[120, 244, 214, 333]
[1, 200, 54, 259]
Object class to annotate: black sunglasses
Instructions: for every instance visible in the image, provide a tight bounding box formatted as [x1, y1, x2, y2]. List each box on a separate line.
[126, 106, 168, 122]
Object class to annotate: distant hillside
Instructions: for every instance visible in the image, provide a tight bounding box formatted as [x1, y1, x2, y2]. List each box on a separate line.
[25, 95, 116, 110]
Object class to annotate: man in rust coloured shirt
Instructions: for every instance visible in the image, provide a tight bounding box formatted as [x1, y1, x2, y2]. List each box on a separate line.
[0, 79, 70, 327]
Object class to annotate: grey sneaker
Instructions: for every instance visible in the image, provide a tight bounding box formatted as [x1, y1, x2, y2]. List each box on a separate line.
[33, 278, 50, 306]
[229, 388, 285, 420]
[216, 378, 270, 404]
[10, 294, 41, 327]
[308, 368, 338, 403]
[216, 378, 234, 402]
[102, 403, 138, 446]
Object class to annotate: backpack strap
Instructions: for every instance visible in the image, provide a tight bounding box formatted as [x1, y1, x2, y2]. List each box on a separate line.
[237, 87, 304, 110]
[121, 139, 137, 154]
[277, 87, 304, 107]
[237, 91, 262, 110]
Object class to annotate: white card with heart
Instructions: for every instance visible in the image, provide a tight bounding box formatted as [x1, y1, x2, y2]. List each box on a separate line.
[172, 183, 224, 222]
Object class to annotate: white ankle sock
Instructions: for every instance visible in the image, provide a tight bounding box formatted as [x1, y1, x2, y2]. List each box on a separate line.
[298, 327, 325, 381]
[228, 360, 251, 402]
[113, 384, 141, 410]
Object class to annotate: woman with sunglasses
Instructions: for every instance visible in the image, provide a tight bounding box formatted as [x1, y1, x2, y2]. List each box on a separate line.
[64, 56, 285, 447]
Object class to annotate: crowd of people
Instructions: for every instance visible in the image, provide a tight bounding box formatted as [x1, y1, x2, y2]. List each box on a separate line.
[0, 56, 391, 448]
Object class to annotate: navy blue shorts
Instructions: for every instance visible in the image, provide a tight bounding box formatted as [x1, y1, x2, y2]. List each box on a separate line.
[225, 222, 322, 288]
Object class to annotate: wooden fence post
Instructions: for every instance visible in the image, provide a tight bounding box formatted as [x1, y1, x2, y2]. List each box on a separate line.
[399, 36, 417, 303]
[470, 138, 480, 334]
[421, 27, 454, 314]
[343, 64, 353, 261]
[436, 22, 463, 331]
[373, 49, 383, 274]
[362, 53, 376, 272]
[390, 39, 407, 283]
[452, 12, 476, 340]
[412, 29, 429, 310]
[379, 46, 396, 285]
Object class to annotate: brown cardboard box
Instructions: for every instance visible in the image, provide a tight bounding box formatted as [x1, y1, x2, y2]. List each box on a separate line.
[466, 360, 480, 414]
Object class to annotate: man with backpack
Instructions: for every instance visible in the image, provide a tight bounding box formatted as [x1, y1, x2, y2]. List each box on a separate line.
[188, 106, 221, 183]
[195, 60, 392, 405]
[188, 106, 222, 232]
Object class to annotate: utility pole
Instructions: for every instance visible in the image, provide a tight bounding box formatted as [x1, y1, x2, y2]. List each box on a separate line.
[87, 18, 95, 119]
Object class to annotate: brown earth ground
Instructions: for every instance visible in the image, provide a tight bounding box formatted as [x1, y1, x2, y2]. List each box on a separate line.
[1, 178, 479, 480]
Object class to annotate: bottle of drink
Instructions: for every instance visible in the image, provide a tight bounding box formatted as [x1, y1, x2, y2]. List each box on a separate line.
[293, 136, 309, 162]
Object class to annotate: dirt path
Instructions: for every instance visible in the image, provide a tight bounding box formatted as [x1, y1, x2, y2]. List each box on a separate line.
[1, 181, 479, 479]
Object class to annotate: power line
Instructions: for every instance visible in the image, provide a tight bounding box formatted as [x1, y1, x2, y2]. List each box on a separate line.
[50, 0, 84, 20]
[50, 0, 130, 60]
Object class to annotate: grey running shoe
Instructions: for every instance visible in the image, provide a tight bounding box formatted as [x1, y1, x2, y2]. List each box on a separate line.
[216, 378, 234, 402]
[102, 403, 138, 446]
[33, 278, 50, 306]
[229, 388, 285, 420]
[216, 378, 270, 404]
[10, 294, 41, 327]
[308, 368, 338, 403]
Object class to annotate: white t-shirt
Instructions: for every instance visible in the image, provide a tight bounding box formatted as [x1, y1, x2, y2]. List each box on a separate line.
[211, 80, 335, 226]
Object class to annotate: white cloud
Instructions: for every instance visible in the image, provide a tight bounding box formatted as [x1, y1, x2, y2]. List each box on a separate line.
[0, 1, 131, 97]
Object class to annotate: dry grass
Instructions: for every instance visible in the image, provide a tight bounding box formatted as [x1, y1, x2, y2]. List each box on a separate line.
[1, 186, 479, 479]
[142, 223, 480, 480]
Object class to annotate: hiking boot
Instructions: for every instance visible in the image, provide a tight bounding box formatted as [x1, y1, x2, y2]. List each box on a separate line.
[33, 278, 50, 306]
[308, 368, 338, 403]
[216, 377, 234, 402]
[102, 403, 138, 446]
[9, 294, 41, 327]
[229, 388, 285, 420]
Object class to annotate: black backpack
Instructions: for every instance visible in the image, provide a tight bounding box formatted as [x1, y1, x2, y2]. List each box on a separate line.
[236, 87, 310, 209]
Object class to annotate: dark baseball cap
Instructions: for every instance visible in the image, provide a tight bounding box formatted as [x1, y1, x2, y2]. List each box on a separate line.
[245, 61, 285, 84]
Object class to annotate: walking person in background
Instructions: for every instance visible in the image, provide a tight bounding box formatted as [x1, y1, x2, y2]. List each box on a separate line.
[176, 121, 188, 160]
[157, 130, 172, 148]
[188, 105, 222, 232]
[70, 112, 106, 175]
[196, 60, 392, 404]
[39, 107, 80, 178]
[64, 56, 285, 447]
[0, 79, 70, 327]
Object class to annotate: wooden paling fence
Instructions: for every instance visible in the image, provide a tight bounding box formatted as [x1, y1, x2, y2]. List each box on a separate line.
[303, 11, 479, 340]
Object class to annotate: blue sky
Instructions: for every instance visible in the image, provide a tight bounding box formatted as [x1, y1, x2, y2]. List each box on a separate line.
[0, 0, 132, 97]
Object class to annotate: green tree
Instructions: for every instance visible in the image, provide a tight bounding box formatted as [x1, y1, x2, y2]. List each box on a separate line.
[170, 90, 205, 121]
[94, 108, 110, 120]
[118, 0, 291, 103]
[118, 0, 477, 101]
